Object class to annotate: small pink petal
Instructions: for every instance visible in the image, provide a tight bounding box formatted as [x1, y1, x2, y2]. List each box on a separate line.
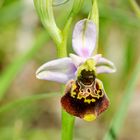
[92, 55, 116, 74]
[96, 66, 116, 74]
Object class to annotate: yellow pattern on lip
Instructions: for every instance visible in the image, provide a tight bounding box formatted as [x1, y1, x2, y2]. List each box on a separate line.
[70, 79, 104, 103]
[83, 114, 96, 121]
[84, 98, 96, 104]
[71, 83, 77, 98]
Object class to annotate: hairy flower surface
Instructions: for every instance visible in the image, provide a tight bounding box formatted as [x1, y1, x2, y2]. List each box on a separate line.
[36, 19, 116, 121]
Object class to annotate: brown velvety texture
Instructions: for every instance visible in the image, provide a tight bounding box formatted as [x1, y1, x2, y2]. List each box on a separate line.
[61, 79, 110, 119]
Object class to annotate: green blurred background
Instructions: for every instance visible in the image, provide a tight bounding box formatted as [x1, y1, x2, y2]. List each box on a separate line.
[0, 0, 140, 140]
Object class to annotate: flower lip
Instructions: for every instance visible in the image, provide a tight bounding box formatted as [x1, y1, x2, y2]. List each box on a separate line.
[61, 79, 110, 121]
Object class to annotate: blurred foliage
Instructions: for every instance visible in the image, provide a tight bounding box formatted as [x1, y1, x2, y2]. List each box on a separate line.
[0, 0, 140, 140]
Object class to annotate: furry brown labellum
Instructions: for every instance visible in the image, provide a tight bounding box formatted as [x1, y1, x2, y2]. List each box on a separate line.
[61, 77, 110, 121]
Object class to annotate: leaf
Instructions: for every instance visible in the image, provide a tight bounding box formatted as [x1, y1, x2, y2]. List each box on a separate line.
[33, 0, 62, 45]
[89, 0, 99, 54]
[129, 0, 140, 18]
[53, 0, 69, 6]
[0, 1, 24, 25]
[99, 4, 140, 28]
[0, 31, 49, 99]
[0, 93, 60, 114]
[90, 0, 99, 34]
[103, 59, 140, 140]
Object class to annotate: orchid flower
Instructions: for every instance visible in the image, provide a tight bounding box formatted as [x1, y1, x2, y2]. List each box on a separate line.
[36, 19, 116, 121]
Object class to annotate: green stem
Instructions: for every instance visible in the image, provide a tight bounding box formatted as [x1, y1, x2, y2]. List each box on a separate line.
[129, 0, 140, 18]
[58, 14, 75, 140]
[61, 111, 75, 140]
[57, 40, 75, 140]
[59, 1, 84, 139]
[57, 13, 73, 58]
